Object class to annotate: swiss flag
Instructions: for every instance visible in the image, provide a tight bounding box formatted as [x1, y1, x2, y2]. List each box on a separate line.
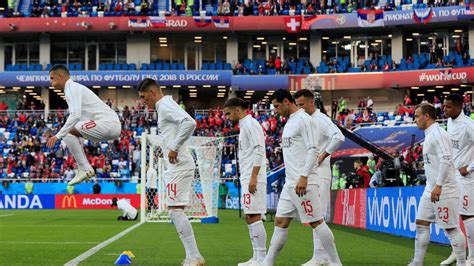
[284, 16, 302, 33]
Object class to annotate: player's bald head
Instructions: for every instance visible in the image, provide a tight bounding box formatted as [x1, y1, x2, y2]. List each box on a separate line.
[49, 64, 70, 77]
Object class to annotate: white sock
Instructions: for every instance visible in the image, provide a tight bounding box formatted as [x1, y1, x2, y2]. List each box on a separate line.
[63, 134, 91, 172]
[248, 224, 257, 261]
[413, 225, 430, 263]
[262, 227, 288, 266]
[249, 220, 267, 262]
[446, 227, 466, 264]
[312, 233, 328, 261]
[169, 209, 202, 260]
[313, 222, 341, 264]
[464, 218, 474, 259]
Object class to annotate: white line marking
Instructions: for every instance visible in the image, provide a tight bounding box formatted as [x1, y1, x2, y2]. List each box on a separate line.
[64, 222, 143, 266]
[0, 241, 100, 244]
[104, 253, 122, 256]
[0, 214, 14, 217]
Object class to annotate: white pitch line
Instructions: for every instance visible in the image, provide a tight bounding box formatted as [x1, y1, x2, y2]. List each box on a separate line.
[64, 222, 143, 266]
[0, 241, 100, 244]
[0, 214, 14, 217]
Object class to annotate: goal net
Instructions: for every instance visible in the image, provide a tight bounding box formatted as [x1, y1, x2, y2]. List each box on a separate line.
[140, 133, 224, 223]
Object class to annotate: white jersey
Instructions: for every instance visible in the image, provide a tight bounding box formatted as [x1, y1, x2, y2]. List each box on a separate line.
[238, 115, 267, 183]
[447, 111, 474, 180]
[281, 109, 320, 186]
[422, 123, 459, 197]
[311, 110, 345, 181]
[56, 79, 119, 139]
[155, 96, 196, 172]
[117, 199, 137, 219]
[146, 167, 158, 189]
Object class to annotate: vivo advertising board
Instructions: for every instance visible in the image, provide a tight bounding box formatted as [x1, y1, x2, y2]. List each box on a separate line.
[366, 186, 450, 245]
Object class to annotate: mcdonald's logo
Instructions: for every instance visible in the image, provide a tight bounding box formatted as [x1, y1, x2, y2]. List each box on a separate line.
[62, 195, 77, 208]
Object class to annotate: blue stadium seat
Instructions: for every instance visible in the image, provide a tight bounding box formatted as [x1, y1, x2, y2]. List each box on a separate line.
[163, 63, 170, 70]
[129, 63, 137, 70]
[5, 64, 14, 71]
[99, 64, 107, 70]
[178, 63, 185, 70]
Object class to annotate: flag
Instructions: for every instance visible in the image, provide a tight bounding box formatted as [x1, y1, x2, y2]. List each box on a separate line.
[193, 16, 213, 27]
[412, 7, 433, 24]
[149, 16, 167, 28]
[212, 16, 230, 28]
[466, 3, 474, 13]
[284, 16, 302, 33]
[357, 9, 384, 27]
[301, 15, 318, 30]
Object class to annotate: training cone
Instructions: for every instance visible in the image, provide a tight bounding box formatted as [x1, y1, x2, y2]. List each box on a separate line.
[114, 254, 132, 265]
[122, 251, 135, 258]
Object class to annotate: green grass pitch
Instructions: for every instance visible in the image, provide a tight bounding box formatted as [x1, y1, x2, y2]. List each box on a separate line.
[0, 209, 451, 265]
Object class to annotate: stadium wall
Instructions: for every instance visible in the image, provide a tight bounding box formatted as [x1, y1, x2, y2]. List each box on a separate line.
[0, 182, 138, 194]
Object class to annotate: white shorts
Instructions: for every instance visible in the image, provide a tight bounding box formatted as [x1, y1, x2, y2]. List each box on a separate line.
[276, 184, 323, 223]
[241, 180, 267, 215]
[416, 194, 460, 229]
[317, 178, 331, 218]
[75, 117, 121, 142]
[458, 178, 474, 216]
[164, 169, 194, 207]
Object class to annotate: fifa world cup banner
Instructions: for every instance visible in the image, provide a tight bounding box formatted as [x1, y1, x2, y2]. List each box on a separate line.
[366, 186, 450, 245]
[289, 67, 474, 91]
[0, 194, 55, 209]
[55, 194, 140, 209]
[333, 189, 367, 229]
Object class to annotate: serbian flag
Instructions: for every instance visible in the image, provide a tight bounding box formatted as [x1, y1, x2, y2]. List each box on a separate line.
[413, 7, 433, 24]
[193, 16, 212, 27]
[212, 16, 230, 28]
[149, 16, 167, 28]
[284, 16, 302, 33]
[357, 9, 384, 27]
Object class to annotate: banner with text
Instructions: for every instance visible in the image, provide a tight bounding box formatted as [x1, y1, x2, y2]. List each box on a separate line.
[333, 189, 367, 229]
[289, 67, 474, 91]
[0, 70, 232, 87]
[366, 186, 450, 245]
[55, 194, 140, 209]
[0, 194, 55, 209]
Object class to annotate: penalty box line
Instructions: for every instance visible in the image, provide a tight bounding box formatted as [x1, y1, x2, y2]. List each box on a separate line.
[64, 221, 144, 266]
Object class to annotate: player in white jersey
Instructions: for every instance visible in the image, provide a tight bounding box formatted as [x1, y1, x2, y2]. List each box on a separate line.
[440, 93, 474, 265]
[294, 89, 345, 266]
[111, 197, 138, 220]
[46, 65, 121, 185]
[262, 89, 342, 266]
[409, 103, 465, 266]
[223, 98, 267, 266]
[137, 79, 204, 266]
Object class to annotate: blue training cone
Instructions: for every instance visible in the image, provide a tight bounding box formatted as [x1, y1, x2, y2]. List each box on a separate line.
[115, 254, 132, 265]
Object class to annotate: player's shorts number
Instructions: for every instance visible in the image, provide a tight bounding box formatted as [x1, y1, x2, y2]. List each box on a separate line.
[438, 207, 449, 221]
[464, 196, 469, 208]
[83, 120, 96, 130]
[301, 200, 314, 215]
[243, 193, 251, 205]
[167, 183, 177, 197]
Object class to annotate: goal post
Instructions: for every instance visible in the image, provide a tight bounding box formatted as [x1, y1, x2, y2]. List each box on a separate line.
[140, 133, 224, 223]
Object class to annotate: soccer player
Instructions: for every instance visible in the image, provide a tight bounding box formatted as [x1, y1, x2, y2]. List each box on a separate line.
[294, 89, 345, 265]
[137, 78, 204, 266]
[224, 98, 267, 266]
[111, 197, 138, 221]
[262, 89, 342, 266]
[46, 65, 121, 185]
[441, 93, 474, 265]
[409, 103, 466, 266]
